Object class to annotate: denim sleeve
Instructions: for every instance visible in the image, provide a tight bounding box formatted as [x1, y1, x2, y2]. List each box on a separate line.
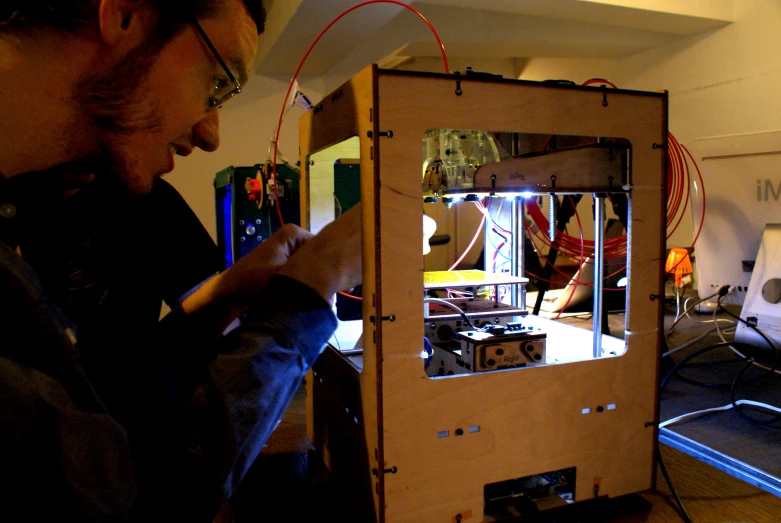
[0, 244, 337, 522]
[148, 275, 338, 520]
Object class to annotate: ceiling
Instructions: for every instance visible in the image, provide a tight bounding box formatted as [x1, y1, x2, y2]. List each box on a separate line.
[254, 0, 734, 81]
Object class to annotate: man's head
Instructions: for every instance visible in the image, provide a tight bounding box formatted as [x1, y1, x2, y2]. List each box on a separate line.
[0, 1, 266, 40]
[1, 0, 265, 193]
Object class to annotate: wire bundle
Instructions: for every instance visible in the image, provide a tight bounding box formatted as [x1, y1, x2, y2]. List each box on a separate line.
[659, 286, 781, 522]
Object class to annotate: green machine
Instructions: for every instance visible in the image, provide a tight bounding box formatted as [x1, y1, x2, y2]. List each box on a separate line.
[333, 159, 362, 320]
[214, 162, 300, 269]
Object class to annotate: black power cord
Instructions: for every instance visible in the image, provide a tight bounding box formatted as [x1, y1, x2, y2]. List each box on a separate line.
[656, 343, 736, 523]
[656, 446, 693, 523]
[714, 292, 781, 425]
[657, 284, 781, 523]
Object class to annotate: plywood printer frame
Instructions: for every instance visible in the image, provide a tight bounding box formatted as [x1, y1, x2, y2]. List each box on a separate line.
[299, 65, 667, 523]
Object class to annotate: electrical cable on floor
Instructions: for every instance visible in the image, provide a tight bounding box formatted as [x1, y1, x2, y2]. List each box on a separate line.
[730, 358, 781, 426]
[712, 310, 780, 376]
[717, 297, 780, 373]
[660, 341, 759, 391]
[682, 297, 734, 326]
[662, 333, 781, 426]
[656, 338, 757, 523]
[662, 323, 736, 358]
[666, 291, 718, 338]
[656, 446, 694, 523]
[666, 284, 781, 397]
[656, 344, 730, 523]
[658, 307, 781, 522]
[659, 399, 781, 429]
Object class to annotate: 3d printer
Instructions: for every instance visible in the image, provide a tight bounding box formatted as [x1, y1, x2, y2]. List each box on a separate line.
[300, 65, 667, 522]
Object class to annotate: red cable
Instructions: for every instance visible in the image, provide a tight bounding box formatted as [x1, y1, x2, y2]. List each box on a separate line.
[266, 1, 449, 302]
[582, 78, 618, 89]
[449, 214, 486, 270]
[271, 0, 449, 225]
[524, 78, 704, 269]
[681, 142, 706, 248]
[554, 195, 585, 319]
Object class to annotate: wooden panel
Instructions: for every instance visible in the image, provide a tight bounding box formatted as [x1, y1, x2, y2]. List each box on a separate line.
[470, 145, 627, 194]
[372, 72, 665, 522]
[300, 65, 384, 521]
[626, 186, 667, 334]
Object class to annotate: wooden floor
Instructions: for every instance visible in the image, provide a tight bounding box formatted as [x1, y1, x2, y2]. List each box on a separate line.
[223, 386, 781, 523]
[640, 444, 781, 523]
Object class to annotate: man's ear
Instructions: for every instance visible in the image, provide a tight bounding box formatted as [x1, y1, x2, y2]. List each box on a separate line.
[97, 0, 149, 48]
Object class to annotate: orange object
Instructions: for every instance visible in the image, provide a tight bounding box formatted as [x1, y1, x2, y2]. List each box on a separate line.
[245, 177, 262, 201]
[665, 248, 693, 287]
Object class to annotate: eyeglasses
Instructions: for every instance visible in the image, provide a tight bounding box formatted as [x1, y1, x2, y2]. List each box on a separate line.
[192, 20, 242, 109]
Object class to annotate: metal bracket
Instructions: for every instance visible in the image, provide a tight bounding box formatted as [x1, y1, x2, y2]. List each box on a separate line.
[367, 130, 393, 139]
[369, 314, 396, 324]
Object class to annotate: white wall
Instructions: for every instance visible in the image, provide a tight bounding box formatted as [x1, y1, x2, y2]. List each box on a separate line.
[168, 0, 781, 254]
[520, 0, 781, 249]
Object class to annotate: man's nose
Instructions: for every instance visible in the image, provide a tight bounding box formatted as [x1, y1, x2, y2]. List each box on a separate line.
[194, 109, 220, 152]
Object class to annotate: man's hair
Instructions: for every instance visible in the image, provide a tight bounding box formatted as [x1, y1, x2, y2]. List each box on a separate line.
[0, 1, 266, 38]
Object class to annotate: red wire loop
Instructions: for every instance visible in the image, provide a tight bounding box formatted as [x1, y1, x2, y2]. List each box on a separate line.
[271, 0, 449, 225]
[466, 79, 707, 304]
[267, 1, 449, 302]
[519, 81, 706, 284]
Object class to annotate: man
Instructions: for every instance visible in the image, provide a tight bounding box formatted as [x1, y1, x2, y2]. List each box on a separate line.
[0, 1, 361, 521]
[12, 172, 223, 326]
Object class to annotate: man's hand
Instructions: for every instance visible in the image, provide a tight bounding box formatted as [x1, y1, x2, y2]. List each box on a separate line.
[278, 204, 363, 306]
[221, 223, 315, 309]
[181, 204, 362, 332]
[181, 223, 315, 332]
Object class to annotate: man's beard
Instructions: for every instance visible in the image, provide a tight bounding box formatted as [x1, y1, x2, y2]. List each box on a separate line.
[73, 44, 164, 193]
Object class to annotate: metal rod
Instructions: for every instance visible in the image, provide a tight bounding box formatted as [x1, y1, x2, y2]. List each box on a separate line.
[519, 197, 526, 311]
[511, 197, 522, 308]
[548, 194, 557, 241]
[484, 199, 494, 274]
[593, 194, 606, 358]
